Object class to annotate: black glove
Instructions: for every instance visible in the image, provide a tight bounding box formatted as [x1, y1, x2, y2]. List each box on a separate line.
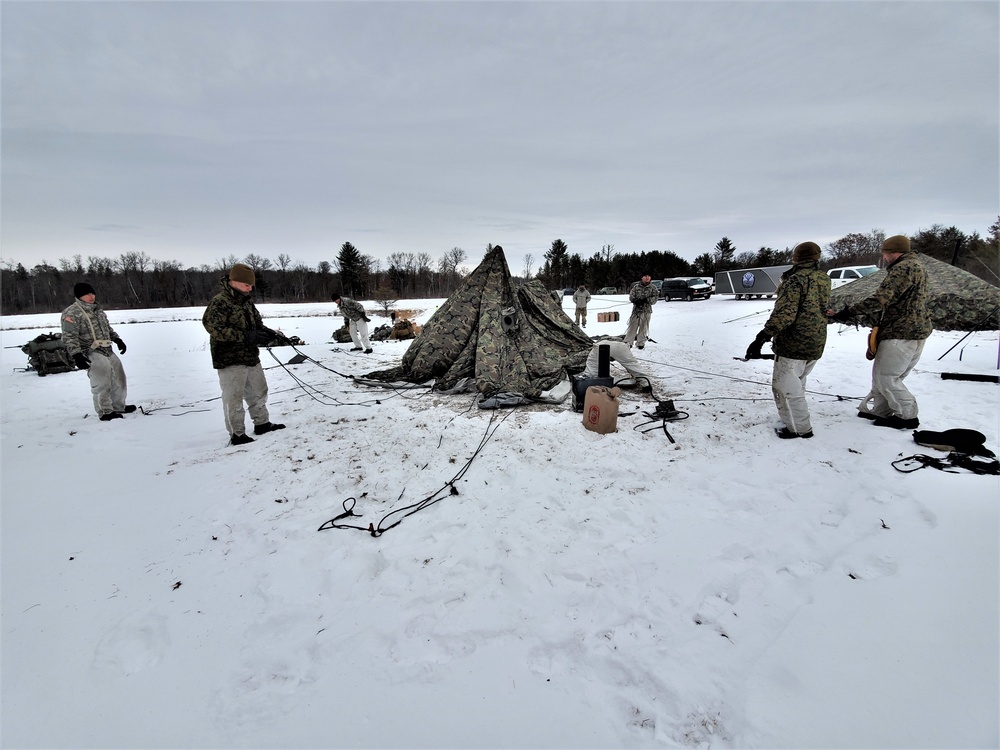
[73, 352, 90, 370]
[828, 308, 853, 324]
[245, 329, 274, 346]
[744, 330, 771, 360]
[113, 338, 126, 355]
[362, 315, 371, 322]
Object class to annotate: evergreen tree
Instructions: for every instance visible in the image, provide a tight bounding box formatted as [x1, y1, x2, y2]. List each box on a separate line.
[545, 239, 569, 287]
[692, 252, 715, 277]
[713, 237, 736, 270]
[336, 242, 363, 297]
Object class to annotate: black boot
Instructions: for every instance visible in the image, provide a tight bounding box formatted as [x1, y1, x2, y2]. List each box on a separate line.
[230, 433, 255, 445]
[99, 412, 124, 421]
[872, 415, 919, 429]
[123, 404, 137, 414]
[775, 427, 813, 439]
[253, 422, 286, 435]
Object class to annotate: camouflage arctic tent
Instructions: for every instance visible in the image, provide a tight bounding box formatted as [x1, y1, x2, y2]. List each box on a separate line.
[829, 253, 1000, 331]
[363, 246, 593, 405]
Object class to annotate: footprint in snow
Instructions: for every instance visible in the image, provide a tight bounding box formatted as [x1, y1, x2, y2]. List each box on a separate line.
[91, 608, 169, 677]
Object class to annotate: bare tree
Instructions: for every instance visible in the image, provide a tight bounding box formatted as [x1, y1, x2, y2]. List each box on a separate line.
[216, 255, 241, 272]
[440, 247, 466, 274]
[522, 253, 534, 279]
[373, 283, 398, 316]
[824, 229, 885, 266]
[438, 247, 467, 294]
[416, 252, 432, 296]
[243, 254, 273, 273]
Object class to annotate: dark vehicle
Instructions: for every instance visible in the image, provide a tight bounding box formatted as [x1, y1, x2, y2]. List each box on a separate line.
[661, 278, 712, 301]
[562, 288, 576, 296]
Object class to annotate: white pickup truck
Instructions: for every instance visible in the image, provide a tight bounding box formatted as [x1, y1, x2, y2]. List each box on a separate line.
[828, 265, 879, 289]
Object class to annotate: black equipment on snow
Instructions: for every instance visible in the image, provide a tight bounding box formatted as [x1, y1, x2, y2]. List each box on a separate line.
[20, 333, 77, 376]
[893, 428, 999, 475]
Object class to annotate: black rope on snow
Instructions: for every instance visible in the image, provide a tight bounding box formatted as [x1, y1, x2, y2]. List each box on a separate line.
[632, 399, 690, 443]
[632, 353, 866, 402]
[265, 344, 433, 407]
[319, 336, 523, 537]
[132, 340, 427, 417]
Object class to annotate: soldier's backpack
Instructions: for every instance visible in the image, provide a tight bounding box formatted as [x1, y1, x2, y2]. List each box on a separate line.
[20, 333, 76, 376]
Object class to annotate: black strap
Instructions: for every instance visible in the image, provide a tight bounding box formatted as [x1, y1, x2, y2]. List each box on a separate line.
[892, 452, 1000, 476]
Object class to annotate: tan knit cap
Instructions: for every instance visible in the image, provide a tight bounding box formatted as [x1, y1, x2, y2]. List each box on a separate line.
[882, 235, 911, 254]
[229, 263, 255, 286]
[791, 241, 821, 263]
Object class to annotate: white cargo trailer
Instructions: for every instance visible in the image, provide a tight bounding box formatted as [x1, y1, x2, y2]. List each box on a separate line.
[714, 265, 791, 299]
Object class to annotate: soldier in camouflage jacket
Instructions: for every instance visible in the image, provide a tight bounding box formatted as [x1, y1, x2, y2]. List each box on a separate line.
[829, 235, 930, 428]
[202, 264, 286, 445]
[572, 285, 591, 327]
[746, 242, 830, 439]
[61, 282, 131, 420]
[332, 294, 372, 353]
[624, 275, 659, 348]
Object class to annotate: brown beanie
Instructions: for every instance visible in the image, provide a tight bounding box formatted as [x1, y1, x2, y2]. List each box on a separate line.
[229, 263, 255, 286]
[791, 241, 821, 264]
[882, 235, 911, 254]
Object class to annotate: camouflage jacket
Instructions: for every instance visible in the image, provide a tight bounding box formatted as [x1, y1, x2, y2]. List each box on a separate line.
[845, 253, 932, 341]
[629, 282, 659, 311]
[337, 297, 369, 322]
[762, 262, 830, 361]
[60, 299, 119, 357]
[202, 279, 266, 369]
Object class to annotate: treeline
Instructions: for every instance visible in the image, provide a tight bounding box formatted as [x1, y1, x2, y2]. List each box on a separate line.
[2, 222, 996, 315]
[534, 222, 1000, 291]
[0, 242, 471, 315]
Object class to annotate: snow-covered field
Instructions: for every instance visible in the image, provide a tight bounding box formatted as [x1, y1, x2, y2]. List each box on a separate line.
[2, 293, 997, 748]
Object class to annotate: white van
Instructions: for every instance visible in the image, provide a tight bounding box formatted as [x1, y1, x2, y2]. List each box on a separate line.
[828, 265, 879, 289]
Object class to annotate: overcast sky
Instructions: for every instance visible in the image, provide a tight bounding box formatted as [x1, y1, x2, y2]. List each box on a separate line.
[2, 1, 997, 274]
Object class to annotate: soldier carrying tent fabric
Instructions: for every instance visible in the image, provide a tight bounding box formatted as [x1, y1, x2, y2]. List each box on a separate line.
[625, 275, 658, 349]
[827, 235, 931, 430]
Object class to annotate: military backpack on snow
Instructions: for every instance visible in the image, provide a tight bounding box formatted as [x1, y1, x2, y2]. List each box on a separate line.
[20, 333, 76, 376]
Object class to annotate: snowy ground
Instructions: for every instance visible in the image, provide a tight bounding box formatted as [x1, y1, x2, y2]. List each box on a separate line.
[2, 293, 998, 749]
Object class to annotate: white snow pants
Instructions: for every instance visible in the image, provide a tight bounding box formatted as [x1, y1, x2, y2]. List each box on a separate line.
[624, 308, 652, 347]
[349, 318, 371, 350]
[583, 341, 651, 386]
[771, 356, 817, 435]
[88, 350, 127, 417]
[217, 363, 270, 437]
[859, 338, 925, 420]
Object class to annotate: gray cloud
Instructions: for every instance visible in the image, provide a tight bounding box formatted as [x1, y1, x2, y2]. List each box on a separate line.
[2, 1, 996, 270]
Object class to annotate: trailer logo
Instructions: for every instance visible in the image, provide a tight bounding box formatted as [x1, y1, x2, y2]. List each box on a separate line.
[741, 272, 756, 288]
